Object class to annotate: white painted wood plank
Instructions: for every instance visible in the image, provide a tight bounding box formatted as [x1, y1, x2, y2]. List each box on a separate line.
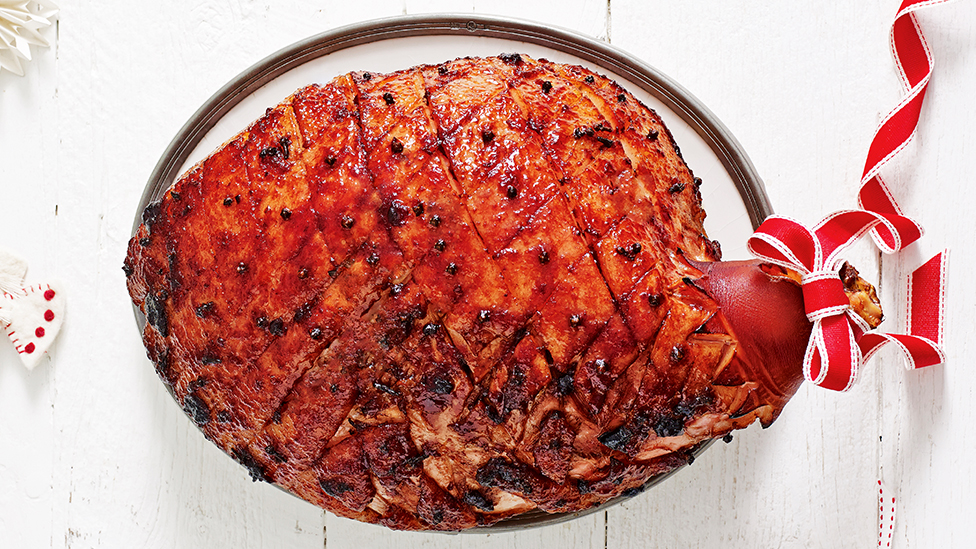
[876, 2, 976, 547]
[0, 17, 60, 548]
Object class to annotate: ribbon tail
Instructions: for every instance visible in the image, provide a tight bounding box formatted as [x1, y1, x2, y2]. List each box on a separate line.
[907, 250, 948, 345]
[803, 322, 825, 386]
[858, 251, 948, 369]
[806, 316, 861, 392]
[860, 332, 944, 370]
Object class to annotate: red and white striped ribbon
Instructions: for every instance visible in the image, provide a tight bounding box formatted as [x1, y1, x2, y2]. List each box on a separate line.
[879, 480, 896, 547]
[747, 0, 950, 392]
[859, 251, 947, 369]
[860, 0, 949, 253]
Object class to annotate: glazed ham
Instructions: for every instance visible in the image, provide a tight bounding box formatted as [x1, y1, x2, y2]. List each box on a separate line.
[125, 54, 818, 530]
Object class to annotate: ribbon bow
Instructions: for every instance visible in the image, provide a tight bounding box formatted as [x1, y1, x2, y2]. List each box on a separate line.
[745, 0, 951, 391]
[748, 213, 945, 391]
[0, 248, 65, 370]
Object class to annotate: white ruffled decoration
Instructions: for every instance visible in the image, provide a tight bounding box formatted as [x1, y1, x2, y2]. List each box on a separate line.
[0, 0, 59, 76]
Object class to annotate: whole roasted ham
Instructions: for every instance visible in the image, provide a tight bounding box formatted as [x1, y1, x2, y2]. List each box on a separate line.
[125, 54, 874, 530]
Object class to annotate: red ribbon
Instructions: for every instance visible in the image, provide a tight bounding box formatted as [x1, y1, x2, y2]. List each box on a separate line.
[859, 252, 947, 370]
[747, 0, 950, 392]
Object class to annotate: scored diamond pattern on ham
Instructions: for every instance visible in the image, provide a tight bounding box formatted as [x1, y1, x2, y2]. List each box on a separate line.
[125, 54, 816, 531]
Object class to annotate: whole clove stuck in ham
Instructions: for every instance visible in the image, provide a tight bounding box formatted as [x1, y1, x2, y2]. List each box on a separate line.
[125, 54, 880, 530]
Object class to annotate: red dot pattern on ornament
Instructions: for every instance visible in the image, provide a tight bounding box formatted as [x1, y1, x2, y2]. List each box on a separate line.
[24, 342, 35, 354]
[36, 327, 45, 338]
[44, 310, 54, 322]
[44, 289, 55, 301]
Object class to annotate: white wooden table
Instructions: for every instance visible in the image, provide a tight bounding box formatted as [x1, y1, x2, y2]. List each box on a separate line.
[2, 1, 973, 547]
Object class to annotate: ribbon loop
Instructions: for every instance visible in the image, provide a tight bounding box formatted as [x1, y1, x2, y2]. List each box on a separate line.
[747, 216, 819, 274]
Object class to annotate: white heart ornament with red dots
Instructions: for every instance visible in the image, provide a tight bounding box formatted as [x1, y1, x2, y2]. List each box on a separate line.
[0, 283, 64, 370]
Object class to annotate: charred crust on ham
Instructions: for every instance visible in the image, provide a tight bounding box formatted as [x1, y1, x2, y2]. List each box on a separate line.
[183, 392, 211, 426]
[144, 292, 168, 337]
[233, 447, 268, 482]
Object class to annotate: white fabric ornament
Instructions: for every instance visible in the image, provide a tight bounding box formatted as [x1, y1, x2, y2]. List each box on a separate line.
[0, 247, 64, 370]
[0, 0, 59, 76]
[0, 247, 28, 291]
